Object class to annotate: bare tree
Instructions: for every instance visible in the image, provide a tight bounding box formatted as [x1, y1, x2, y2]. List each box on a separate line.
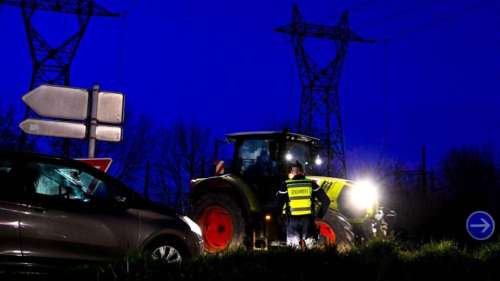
[157, 119, 212, 211]
[0, 99, 19, 150]
[442, 147, 498, 208]
[108, 111, 156, 189]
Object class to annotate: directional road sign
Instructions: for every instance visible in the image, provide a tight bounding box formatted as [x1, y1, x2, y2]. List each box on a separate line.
[19, 119, 86, 139]
[20, 84, 124, 157]
[22, 85, 89, 120]
[466, 211, 495, 241]
[97, 91, 124, 124]
[96, 125, 122, 142]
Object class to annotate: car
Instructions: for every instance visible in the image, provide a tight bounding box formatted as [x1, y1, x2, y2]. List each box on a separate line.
[0, 151, 203, 268]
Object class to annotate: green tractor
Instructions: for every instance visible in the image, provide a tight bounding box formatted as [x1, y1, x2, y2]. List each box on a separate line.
[189, 131, 390, 253]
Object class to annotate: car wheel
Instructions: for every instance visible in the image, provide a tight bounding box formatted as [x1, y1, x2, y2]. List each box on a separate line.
[148, 242, 185, 264]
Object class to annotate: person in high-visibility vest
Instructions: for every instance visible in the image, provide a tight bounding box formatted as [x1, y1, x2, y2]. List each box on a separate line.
[274, 161, 330, 249]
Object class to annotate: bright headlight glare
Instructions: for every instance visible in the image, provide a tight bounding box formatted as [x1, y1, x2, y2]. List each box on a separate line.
[285, 153, 293, 161]
[349, 180, 378, 210]
[315, 156, 323, 166]
[181, 216, 202, 237]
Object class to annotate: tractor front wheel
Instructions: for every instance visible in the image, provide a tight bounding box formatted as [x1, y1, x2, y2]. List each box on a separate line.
[190, 194, 246, 253]
[355, 218, 389, 242]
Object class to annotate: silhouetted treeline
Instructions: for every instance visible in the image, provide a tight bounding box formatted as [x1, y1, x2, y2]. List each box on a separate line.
[382, 148, 499, 243]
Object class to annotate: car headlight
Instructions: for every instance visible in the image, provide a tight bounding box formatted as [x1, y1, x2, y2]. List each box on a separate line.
[181, 216, 202, 237]
[348, 179, 379, 210]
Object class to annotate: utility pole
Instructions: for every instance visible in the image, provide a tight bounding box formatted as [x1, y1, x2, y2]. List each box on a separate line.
[1, 0, 119, 154]
[276, 4, 373, 177]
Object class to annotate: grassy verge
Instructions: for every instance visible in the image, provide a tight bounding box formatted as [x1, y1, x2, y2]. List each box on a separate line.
[5, 240, 500, 281]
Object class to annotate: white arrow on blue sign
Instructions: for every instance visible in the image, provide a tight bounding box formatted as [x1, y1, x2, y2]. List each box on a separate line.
[466, 211, 495, 241]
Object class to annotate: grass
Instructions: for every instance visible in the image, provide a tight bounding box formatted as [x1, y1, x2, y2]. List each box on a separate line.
[4, 239, 500, 281]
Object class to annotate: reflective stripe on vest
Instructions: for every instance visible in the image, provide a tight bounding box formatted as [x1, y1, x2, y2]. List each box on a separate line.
[286, 179, 313, 216]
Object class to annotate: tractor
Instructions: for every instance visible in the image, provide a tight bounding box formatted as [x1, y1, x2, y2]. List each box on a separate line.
[189, 131, 390, 253]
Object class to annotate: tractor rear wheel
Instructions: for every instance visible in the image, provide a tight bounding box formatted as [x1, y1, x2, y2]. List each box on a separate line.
[315, 209, 354, 252]
[190, 194, 246, 253]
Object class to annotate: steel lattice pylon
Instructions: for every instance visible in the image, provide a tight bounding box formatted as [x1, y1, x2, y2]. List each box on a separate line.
[1, 0, 118, 154]
[276, 4, 372, 177]
[1, 0, 119, 89]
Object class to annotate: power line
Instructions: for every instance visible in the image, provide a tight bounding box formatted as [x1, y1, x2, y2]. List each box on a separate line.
[389, 0, 494, 40]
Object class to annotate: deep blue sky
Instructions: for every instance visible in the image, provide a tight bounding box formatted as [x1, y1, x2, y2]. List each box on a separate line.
[1, 0, 499, 173]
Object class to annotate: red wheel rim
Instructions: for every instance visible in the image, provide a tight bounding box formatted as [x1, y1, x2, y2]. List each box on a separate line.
[315, 220, 337, 245]
[198, 206, 234, 253]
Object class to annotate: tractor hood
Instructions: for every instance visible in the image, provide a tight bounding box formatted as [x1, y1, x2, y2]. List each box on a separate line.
[307, 176, 378, 223]
[307, 176, 351, 210]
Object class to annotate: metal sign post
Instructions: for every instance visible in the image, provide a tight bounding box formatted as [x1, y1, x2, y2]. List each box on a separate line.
[88, 84, 100, 158]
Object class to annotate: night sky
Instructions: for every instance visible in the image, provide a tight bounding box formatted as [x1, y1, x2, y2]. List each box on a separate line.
[1, 0, 499, 174]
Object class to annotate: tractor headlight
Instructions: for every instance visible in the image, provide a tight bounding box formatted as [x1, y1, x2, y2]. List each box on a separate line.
[181, 216, 202, 237]
[348, 179, 379, 210]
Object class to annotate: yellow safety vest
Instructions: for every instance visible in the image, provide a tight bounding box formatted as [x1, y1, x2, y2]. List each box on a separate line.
[286, 179, 313, 216]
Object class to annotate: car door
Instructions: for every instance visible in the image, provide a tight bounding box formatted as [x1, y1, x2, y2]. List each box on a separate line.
[18, 159, 140, 262]
[0, 159, 22, 257]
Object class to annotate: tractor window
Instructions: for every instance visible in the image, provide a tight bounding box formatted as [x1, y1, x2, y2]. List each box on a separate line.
[237, 139, 278, 178]
[285, 142, 322, 175]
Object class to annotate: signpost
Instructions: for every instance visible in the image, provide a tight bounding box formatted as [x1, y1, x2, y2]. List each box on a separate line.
[19, 84, 124, 158]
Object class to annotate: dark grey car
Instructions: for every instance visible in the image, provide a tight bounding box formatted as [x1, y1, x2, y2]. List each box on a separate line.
[0, 152, 202, 267]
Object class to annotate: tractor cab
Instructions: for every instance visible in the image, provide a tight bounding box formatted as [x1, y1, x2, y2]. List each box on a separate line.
[227, 131, 322, 203]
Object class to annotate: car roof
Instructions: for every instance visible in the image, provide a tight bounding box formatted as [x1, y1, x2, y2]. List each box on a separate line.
[0, 150, 103, 174]
[225, 131, 319, 143]
[0, 151, 179, 216]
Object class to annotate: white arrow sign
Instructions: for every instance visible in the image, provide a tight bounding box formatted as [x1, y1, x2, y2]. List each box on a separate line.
[20, 119, 86, 139]
[23, 85, 89, 120]
[470, 218, 491, 233]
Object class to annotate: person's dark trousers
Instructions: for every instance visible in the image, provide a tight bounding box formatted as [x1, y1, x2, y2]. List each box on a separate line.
[286, 215, 317, 249]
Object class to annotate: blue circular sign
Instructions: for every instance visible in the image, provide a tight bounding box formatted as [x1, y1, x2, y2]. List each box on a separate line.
[466, 211, 495, 241]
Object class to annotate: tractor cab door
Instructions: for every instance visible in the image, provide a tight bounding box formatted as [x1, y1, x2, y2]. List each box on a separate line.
[234, 139, 283, 205]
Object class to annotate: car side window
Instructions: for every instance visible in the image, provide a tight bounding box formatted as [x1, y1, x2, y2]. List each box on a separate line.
[26, 162, 112, 203]
[0, 160, 16, 199]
